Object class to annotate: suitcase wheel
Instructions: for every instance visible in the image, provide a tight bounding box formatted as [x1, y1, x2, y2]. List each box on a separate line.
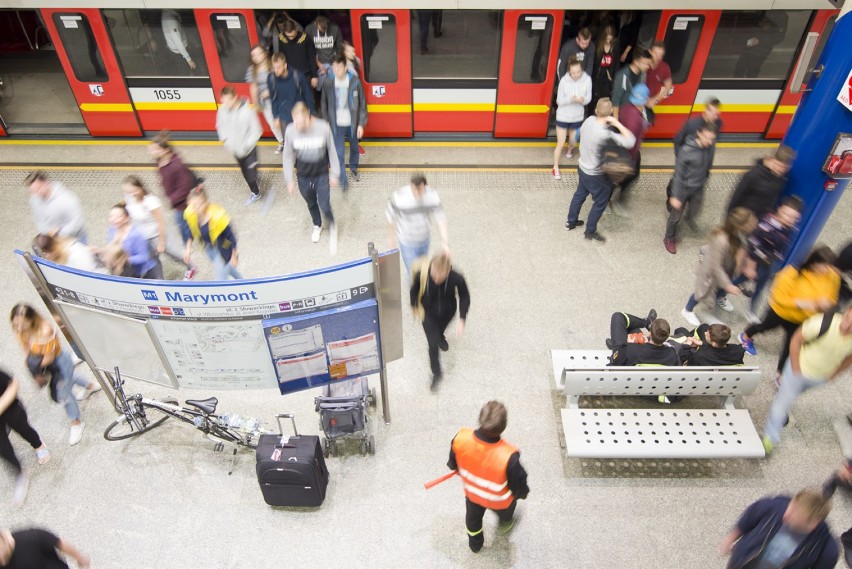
[368, 435, 375, 455]
[322, 438, 330, 459]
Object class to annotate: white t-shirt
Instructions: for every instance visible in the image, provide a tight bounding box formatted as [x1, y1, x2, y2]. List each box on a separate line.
[125, 194, 163, 240]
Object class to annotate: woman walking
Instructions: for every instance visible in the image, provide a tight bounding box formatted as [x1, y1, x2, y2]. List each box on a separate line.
[246, 45, 284, 153]
[34, 234, 106, 274]
[104, 203, 164, 280]
[552, 57, 591, 179]
[10, 304, 100, 446]
[183, 187, 243, 281]
[681, 208, 757, 326]
[1, 368, 49, 506]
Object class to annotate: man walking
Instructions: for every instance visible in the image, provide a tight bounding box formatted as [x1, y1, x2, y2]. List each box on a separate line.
[644, 41, 672, 125]
[0, 527, 91, 568]
[447, 400, 529, 553]
[387, 174, 449, 276]
[268, 52, 314, 147]
[283, 102, 340, 253]
[726, 145, 796, 220]
[216, 86, 263, 206]
[565, 98, 636, 243]
[674, 97, 723, 158]
[616, 83, 650, 201]
[556, 27, 595, 79]
[306, 16, 343, 92]
[664, 121, 719, 254]
[321, 54, 367, 190]
[721, 490, 838, 569]
[611, 48, 652, 119]
[25, 172, 87, 245]
[762, 306, 852, 454]
[410, 253, 469, 390]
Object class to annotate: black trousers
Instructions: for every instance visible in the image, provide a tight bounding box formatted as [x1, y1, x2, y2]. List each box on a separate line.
[466, 497, 516, 549]
[236, 148, 260, 195]
[744, 307, 800, 372]
[0, 404, 43, 474]
[423, 312, 454, 376]
[610, 312, 650, 350]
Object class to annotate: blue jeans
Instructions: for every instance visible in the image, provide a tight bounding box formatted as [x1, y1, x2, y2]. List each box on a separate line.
[333, 125, 360, 188]
[567, 170, 613, 235]
[685, 289, 726, 311]
[55, 350, 90, 421]
[400, 240, 430, 277]
[75, 230, 89, 245]
[764, 359, 826, 445]
[297, 174, 333, 227]
[731, 260, 774, 312]
[206, 248, 242, 281]
[173, 209, 192, 244]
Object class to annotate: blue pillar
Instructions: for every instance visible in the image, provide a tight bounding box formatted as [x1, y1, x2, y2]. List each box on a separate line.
[781, 5, 852, 267]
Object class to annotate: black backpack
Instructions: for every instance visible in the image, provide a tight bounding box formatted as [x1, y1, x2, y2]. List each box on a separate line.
[599, 137, 635, 185]
[804, 311, 838, 345]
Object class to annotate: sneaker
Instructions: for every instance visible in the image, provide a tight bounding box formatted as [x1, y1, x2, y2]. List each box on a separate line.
[499, 519, 516, 534]
[717, 296, 734, 312]
[646, 309, 657, 327]
[351, 171, 360, 183]
[311, 225, 323, 243]
[69, 422, 85, 446]
[438, 337, 449, 352]
[183, 266, 198, 281]
[746, 310, 761, 324]
[584, 232, 606, 242]
[552, 167, 561, 180]
[245, 193, 261, 206]
[565, 147, 574, 159]
[11, 474, 28, 507]
[681, 308, 701, 327]
[565, 220, 584, 231]
[739, 333, 757, 356]
[663, 238, 677, 254]
[329, 223, 338, 255]
[430, 373, 442, 392]
[36, 446, 50, 465]
[762, 435, 774, 455]
[274, 144, 284, 154]
[657, 395, 672, 404]
[76, 383, 102, 401]
[605, 338, 614, 350]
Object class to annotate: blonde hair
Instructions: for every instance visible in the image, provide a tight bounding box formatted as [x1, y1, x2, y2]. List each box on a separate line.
[792, 489, 831, 522]
[291, 101, 309, 117]
[100, 243, 129, 276]
[479, 401, 508, 436]
[430, 252, 451, 273]
[595, 98, 613, 118]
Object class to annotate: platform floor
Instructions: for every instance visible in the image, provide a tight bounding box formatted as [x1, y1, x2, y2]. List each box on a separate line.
[0, 140, 850, 569]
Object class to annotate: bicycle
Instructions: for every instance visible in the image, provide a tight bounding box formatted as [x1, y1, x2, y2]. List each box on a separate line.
[103, 367, 269, 473]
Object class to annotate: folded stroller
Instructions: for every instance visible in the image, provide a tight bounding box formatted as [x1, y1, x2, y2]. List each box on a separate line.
[314, 376, 377, 457]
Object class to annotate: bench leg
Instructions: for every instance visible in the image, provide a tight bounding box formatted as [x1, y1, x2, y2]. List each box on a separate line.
[567, 395, 580, 409]
[723, 396, 735, 410]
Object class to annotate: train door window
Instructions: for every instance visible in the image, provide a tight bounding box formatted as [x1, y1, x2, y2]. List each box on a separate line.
[210, 14, 251, 83]
[662, 15, 704, 84]
[803, 15, 835, 85]
[412, 10, 502, 79]
[513, 15, 553, 84]
[361, 15, 398, 83]
[51, 13, 108, 82]
[103, 9, 208, 77]
[703, 10, 810, 79]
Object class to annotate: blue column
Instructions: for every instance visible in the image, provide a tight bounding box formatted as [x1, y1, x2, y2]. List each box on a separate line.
[781, 6, 852, 266]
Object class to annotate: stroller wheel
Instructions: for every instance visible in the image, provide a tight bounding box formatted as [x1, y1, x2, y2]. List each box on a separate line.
[368, 435, 376, 455]
[330, 441, 339, 457]
[359, 440, 367, 455]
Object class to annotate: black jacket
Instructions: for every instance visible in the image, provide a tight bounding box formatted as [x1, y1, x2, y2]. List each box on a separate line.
[410, 268, 470, 321]
[726, 160, 788, 219]
[447, 428, 530, 501]
[277, 32, 317, 78]
[610, 342, 681, 366]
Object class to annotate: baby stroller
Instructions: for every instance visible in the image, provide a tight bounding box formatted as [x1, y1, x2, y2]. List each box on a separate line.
[314, 376, 377, 457]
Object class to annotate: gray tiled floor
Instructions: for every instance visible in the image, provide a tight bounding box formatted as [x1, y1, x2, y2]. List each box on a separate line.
[0, 145, 850, 568]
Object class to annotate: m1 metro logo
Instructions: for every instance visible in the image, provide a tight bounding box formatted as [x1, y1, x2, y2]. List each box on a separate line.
[142, 290, 159, 301]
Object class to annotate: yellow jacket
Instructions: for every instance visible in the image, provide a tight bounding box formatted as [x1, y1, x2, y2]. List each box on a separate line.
[183, 203, 236, 261]
[768, 265, 840, 323]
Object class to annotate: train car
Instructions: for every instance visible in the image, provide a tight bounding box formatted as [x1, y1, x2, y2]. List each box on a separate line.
[0, 2, 840, 140]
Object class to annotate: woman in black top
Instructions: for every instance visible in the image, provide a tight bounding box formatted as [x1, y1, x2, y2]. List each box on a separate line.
[591, 25, 619, 113]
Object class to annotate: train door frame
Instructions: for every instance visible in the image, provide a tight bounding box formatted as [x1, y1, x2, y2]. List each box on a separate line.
[195, 9, 259, 104]
[765, 9, 837, 139]
[351, 9, 413, 137]
[39, 8, 142, 136]
[646, 10, 721, 139]
[493, 10, 563, 138]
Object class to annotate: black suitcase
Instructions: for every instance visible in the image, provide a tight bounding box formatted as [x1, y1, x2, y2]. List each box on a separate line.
[255, 413, 329, 507]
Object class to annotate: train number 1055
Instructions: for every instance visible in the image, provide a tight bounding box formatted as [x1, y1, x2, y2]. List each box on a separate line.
[153, 89, 181, 100]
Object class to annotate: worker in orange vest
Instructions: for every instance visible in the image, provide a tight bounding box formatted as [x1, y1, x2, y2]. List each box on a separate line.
[448, 400, 529, 552]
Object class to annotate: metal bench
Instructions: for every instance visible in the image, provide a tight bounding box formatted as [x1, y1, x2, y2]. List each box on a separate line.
[551, 350, 765, 459]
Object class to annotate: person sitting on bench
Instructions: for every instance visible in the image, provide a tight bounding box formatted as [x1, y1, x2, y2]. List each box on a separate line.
[607, 310, 680, 366]
[675, 323, 746, 366]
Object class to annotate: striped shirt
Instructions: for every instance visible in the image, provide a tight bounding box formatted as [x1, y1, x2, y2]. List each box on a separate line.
[386, 185, 446, 246]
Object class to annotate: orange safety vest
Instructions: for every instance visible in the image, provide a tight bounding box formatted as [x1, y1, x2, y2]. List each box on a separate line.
[452, 428, 518, 510]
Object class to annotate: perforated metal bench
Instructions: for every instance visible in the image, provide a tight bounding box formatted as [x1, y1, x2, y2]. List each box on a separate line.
[551, 350, 765, 459]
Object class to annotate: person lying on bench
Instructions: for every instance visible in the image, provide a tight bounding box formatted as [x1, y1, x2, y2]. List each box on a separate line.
[607, 310, 681, 366]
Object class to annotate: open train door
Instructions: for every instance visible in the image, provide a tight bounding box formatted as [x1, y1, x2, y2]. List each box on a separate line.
[40, 8, 142, 136]
[196, 9, 259, 105]
[647, 11, 720, 138]
[494, 10, 563, 138]
[351, 9, 413, 137]
[765, 9, 838, 139]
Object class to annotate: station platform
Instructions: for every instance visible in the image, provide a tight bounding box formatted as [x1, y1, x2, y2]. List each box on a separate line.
[0, 139, 850, 569]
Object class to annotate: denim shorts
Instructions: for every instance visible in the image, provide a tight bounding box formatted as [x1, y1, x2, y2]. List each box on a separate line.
[556, 120, 583, 130]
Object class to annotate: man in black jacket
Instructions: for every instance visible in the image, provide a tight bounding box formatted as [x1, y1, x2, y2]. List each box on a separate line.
[726, 145, 796, 219]
[275, 20, 318, 89]
[410, 252, 470, 390]
[608, 313, 680, 366]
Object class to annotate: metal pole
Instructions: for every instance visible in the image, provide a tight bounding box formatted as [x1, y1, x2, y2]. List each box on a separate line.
[368, 242, 391, 424]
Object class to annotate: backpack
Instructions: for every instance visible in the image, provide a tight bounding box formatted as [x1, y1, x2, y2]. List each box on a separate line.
[410, 256, 431, 322]
[600, 137, 635, 185]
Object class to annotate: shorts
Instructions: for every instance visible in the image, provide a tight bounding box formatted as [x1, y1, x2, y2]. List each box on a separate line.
[556, 120, 583, 130]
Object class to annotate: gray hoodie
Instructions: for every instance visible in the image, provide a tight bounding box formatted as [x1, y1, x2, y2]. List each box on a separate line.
[216, 98, 262, 159]
[671, 135, 714, 199]
[282, 117, 340, 185]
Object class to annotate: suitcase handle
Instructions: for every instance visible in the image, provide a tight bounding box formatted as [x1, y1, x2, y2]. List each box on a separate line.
[275, 413, 299, 437]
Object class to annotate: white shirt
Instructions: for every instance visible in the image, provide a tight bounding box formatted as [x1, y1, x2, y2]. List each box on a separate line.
[162, 10, 191, 62]
[65, 241, 108, 274]
[125, 194, 163, 240]
[386, 185, 446, 246]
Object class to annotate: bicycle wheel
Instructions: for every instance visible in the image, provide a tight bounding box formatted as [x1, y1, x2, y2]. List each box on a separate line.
[104, 398, 177, 441]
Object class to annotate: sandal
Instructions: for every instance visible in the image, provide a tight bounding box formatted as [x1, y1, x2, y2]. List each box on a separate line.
[36, 446, 51, 465]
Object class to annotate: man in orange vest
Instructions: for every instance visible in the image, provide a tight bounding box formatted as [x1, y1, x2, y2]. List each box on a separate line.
[448, 401, 529, 553]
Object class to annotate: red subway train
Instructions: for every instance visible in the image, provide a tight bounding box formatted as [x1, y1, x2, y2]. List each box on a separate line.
[0, 3, 840, 140]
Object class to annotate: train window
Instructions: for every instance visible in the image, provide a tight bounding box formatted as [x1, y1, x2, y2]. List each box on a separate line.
[51, 13, 108, 82]
[412, 10, 502, 80]
[662, 15, 704, 84]
[513, 15, 553, 84]
[703, 11, 811, 80]
[210, 14, 251, 83]
[102, 9, 208, 77]
[360, 14, 398, 84]
[803, 16, 835, 85]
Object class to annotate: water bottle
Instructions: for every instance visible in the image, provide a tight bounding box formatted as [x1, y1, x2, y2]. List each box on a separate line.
[192, 416, 205, 428]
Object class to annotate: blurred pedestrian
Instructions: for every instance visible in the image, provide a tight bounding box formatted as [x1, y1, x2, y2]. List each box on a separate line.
[101, 204, 164, 280]
[270, 20, 318, 91]
[25, 172, 87, 245]
[611, 48, 651, 119]
[386, 173, 449, 276]
[246, 45, 284, 153]
[552, 57, 591, 179]
[33, 234, 106, 274]
[216, 86, 263, 206]
[321, 54, 367, 190]
[726, 145, 796, 220]
[673, 97, 723, 159]
[268, 52, 314, 146]
[644, 41, 672, 125]
[615, 82, 651, 202]
[0, 527, 90, 568]
[183, 187, 242, 281]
